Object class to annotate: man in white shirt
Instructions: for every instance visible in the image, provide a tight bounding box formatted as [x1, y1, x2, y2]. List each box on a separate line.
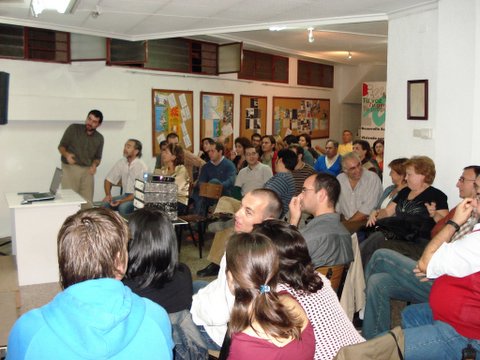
[102, 139, 148, 216]
[191, 189, 283, 349]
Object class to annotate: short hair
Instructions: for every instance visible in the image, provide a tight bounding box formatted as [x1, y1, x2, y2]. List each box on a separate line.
[166, 132, 179, 141]
[313, 172, 341, 207]
[277, 149, 297, 171]
[353, 140, 373, 160]
[124, 208, 178, 289]
[57, 208, 128, 289]
[326, 139, 339, 148]
[250, 188, 283, 219]
[252, 220, 323, 294]
[244, 143, 258, 153]
[343, 129, 353, 135]
[214, 141, 225, 154]
[464, 165, 480, 178]
[341, 152, 361, 170]
[283, 134, 298, 146]
[372, 138, 385, 156]
[251, 133, 262, 141]
[404, 156, 436, 185]
[388, 158, 408, 177]
[226, 232, 303, 340]
[201, 137, 215, 145]
[88, 109, 103, 124]
[166, 143, 185, 166]
[234, 136, 252, 150]
[298, 133, 312, 147]
[128, 138, 143, 158]
[289, 144, 304, 158]
[261, 135, 276, 146]
[159, 140, 168, 150]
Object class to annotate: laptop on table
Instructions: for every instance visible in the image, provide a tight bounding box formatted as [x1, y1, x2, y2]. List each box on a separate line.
[22, 167, 63, 203]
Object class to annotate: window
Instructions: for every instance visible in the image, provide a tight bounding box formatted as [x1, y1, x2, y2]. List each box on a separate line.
[0, 24, 24, 59]
[238, 50, 289, 83]
[297, 60, 334, 88]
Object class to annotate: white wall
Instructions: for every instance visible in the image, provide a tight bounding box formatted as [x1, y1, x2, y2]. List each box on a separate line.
[0, 57, 375, 237]
[385, 0, 480, 206]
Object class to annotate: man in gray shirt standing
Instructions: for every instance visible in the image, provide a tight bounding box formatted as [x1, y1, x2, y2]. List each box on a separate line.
[58, 109, 104, 207]
[289, 172, 353, 268]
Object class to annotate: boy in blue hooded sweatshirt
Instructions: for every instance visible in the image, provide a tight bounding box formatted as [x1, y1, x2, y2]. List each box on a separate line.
[7, 208, 173, 360]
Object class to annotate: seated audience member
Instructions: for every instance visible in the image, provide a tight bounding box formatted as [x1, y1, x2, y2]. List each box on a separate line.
[336, 152, 383, 233]
[122, 208, 207, 359]
[167, 132, 205, 181]
[155, 143, 190, 215]
[289, 144, 316, 196]
[401, 192, 480, 359]
[198, 137, 215, 162]
[352, 140, 381, 177]
[226, 232, 315, 360]
[154, 140, 168, 170]
[314, 139, 343, 176]
[191, 189, 283, 348]
[192, 142, 236, 215]
[260, 135, 278, 173]
[337, 129, 354, 156]
[290, 173, 353, 268]
[298, 133, 319, 161]
[362, 165, 480, 339]
[230, 136, 251, 173]
[372, 138, 384, 172]
[250, 133, 262, 148]
[361, 156, 449, 267]
[253, 220, 364, 359]
[282, 134, 298, 146]
[7, 208, 173, 359]
[102, 139, 148, 216]
[263, 148, 297, 217]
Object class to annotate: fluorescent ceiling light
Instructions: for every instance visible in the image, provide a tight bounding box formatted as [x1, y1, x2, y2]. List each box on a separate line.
[269, 25, 287, 31]
[31, 0, 76, 17]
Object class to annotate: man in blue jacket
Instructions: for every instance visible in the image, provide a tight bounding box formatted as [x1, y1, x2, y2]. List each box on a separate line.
[7, 208, 174, 359]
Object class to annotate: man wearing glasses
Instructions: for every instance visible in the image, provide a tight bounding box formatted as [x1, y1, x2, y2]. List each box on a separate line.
[336, 152, 383, 233]
[289, 172, 353, 268]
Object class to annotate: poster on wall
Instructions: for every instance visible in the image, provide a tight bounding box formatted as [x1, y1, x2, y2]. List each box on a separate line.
[151, 89, 194, 156]
[240, 95, 267, 139]
[361, 82, 386, 143]
[272, 97, 329, 139]
[200, 92, 234, 153]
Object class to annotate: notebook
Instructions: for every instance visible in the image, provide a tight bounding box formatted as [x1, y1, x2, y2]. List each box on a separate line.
[23, 167, 63, 202]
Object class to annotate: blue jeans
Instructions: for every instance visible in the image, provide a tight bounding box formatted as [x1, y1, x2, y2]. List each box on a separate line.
[403, 303, 480, 359]
[362, 249, 432, 339]
[192, 280, 209, 295]
[102, 194, 134, 216]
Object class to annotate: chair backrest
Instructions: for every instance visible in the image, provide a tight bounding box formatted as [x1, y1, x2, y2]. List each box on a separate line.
[199, 183, 223, 200]
[316, 263, 351, 297]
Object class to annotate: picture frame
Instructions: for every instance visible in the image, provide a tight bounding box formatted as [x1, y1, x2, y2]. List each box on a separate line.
[151, 89, 194, 156]
[200, 91, 235, 153]
[272, 97, 330, 139]
[239, 95, 267, 139]
[407, 79, 428, 120]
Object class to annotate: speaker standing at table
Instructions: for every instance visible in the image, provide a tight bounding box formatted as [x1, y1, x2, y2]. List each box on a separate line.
[58, 109, 104, 208]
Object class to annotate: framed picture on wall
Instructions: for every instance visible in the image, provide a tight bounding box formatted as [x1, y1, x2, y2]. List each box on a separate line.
[407, 79, 428, 120]
[151, 89, 194, 156]
[239, 95, 267, 139]
[272, 97, 330, 139]
[200, 91, 235, 152]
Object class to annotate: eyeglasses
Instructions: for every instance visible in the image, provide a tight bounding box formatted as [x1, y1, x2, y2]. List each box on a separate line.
[301, 187, 316, 193]
[459, 177, 476, 183]
[245, 152, 258, 156]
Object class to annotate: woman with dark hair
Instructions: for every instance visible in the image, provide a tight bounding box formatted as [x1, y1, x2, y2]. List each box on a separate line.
[372, 138, 385, 171]
[352, 140, 381, 177]
[253, 220, 364, 360]
[260, 135, 278, 173]
[199, 137, 215, 162]
[155, 143, 190, 215]
[123, 208, 207, 359]
[230, 136, 251, 173]
[298, 133, 319, 166]
[226, 232, 315, 359]
[362, 156, 449, 266]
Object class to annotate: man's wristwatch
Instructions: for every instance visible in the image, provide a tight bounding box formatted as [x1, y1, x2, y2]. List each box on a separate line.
[446, 219, 460, 231]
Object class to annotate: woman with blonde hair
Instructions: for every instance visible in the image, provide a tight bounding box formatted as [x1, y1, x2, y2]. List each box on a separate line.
[226, 232, 314, 359]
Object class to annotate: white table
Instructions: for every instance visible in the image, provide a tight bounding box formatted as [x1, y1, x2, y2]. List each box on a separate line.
[5, 189, 85, 286]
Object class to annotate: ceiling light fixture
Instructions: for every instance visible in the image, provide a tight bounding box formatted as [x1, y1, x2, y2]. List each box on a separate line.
[307, 27, 314, 43]
[30, 0, 77, 17]
[269, 25, 287, 31]
[347, 51, 352, 59]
